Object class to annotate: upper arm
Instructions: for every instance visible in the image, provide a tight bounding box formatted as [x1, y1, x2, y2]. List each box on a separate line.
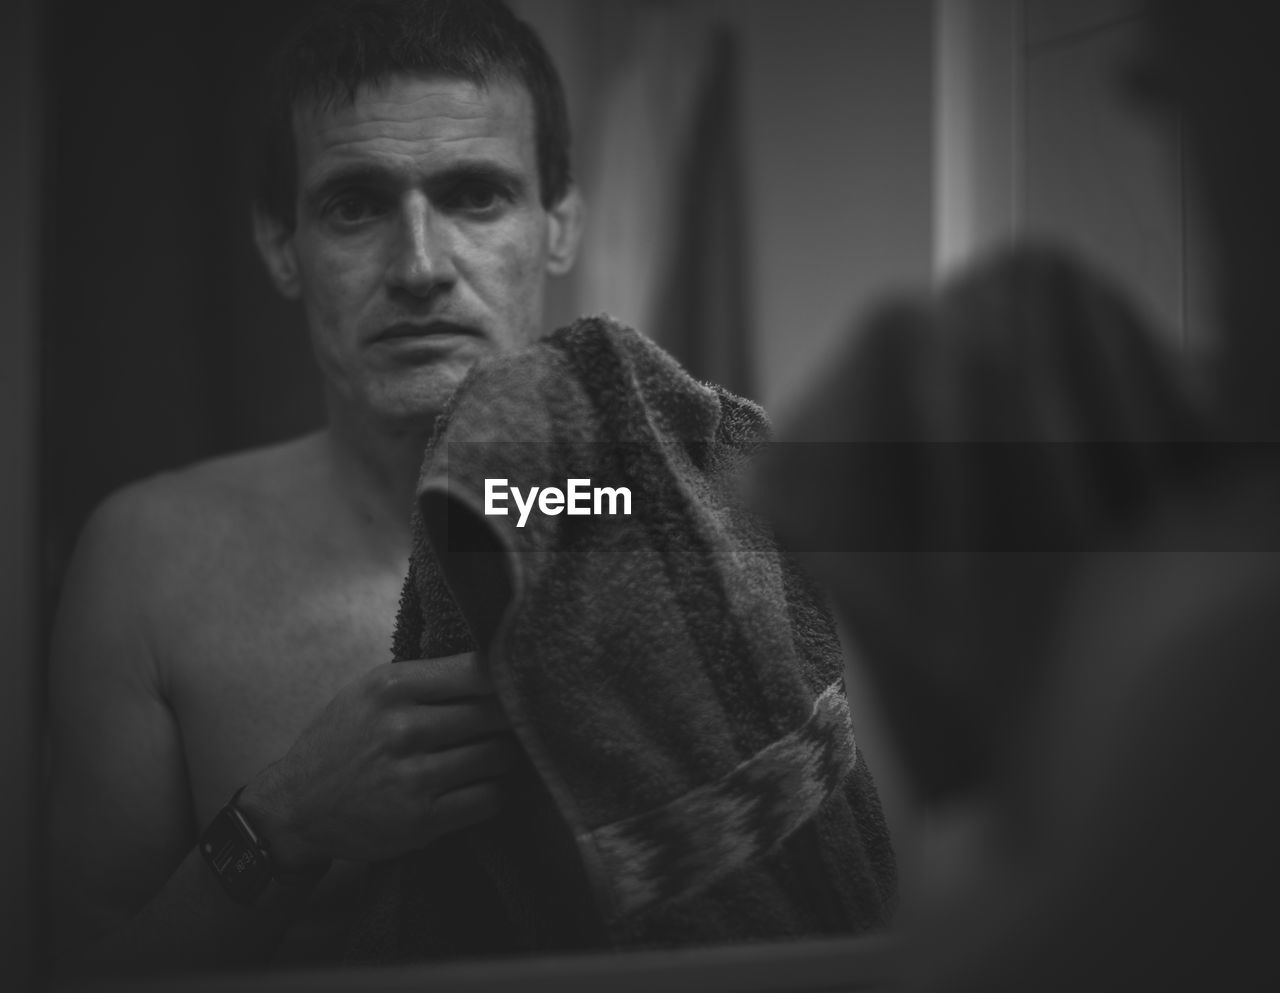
[46, 485, 197, 952]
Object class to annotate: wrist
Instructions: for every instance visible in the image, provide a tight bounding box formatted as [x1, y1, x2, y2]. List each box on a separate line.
[199, 778, 332, 908]
[236, 767, 329, 876]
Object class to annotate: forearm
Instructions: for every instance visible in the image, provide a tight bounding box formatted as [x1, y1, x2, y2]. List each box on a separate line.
[53, 844, 318, 979]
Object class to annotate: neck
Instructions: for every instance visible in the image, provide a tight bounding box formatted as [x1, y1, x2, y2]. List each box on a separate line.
[321, 393, 439, 559]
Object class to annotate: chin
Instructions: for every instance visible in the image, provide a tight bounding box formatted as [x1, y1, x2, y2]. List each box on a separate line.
[367, 369, 470, 429]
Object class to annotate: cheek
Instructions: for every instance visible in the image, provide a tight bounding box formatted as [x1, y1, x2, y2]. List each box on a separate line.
[480, 223, 549, 309]
[298, 239, 380, 327]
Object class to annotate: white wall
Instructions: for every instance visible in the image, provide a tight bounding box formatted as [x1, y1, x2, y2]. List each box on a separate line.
[714, 0, 935, 417]
[515, 0, 936, 418]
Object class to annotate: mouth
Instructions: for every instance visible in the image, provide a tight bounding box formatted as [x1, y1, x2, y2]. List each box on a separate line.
[371, 321, 482, 344]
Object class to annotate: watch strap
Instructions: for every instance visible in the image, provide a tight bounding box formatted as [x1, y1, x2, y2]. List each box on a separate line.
[200, 787, 273, 906]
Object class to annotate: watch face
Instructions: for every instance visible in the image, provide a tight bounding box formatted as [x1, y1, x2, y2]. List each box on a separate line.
[201, 806, 271, 904]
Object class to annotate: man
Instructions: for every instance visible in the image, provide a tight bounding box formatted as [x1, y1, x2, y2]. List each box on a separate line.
[46, 0, 584, 973]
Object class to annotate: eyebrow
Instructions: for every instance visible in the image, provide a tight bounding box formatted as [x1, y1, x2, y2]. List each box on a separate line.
[302, 160, 529, 212]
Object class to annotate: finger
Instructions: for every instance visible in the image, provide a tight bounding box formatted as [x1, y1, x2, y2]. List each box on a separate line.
[385, 654, 495, 702]
[425, 780, 508, 839]
[420, 736, 519, 794]
[397, 698, 511, 752]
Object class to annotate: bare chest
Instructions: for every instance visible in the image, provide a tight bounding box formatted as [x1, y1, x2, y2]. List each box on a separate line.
[163, 555, 406, 824]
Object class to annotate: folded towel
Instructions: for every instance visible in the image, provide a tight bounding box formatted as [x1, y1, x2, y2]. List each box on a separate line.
[752, 244, 1211, 803]
[345, 316, 896, 962]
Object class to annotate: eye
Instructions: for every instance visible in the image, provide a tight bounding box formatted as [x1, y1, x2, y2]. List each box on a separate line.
[326, 191, 386, 227]
[444, 181, 510, 215]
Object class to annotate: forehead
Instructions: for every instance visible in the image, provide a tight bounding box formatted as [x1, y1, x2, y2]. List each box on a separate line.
[292, 73, 537, 181]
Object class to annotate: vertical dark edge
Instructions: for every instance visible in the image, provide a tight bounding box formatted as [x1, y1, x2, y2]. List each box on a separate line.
[0, 0, 46, 988]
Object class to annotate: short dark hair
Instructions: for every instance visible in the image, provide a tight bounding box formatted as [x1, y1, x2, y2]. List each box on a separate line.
[257, 0, 573, 228]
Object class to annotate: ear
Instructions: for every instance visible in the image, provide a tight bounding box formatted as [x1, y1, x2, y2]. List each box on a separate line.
[252, 202, 301, 300]
[544, 185, 585, 277]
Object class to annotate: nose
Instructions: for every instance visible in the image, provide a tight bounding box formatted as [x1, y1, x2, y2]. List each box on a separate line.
[386, 192, 456, 297]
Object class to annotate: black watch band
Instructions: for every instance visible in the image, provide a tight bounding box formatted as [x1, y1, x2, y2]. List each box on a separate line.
[201, 787, 332, 906]
[199, 787, 275, 906]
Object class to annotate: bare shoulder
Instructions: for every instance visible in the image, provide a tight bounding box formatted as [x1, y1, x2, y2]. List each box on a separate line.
[82, 433, 328, 566]
[104, 431, 325, 519]
[56, 434, 332, 670]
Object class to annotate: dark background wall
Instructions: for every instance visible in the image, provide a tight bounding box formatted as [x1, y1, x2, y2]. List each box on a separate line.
[3, 0, 43, 985]
[43, 0, 325, 621]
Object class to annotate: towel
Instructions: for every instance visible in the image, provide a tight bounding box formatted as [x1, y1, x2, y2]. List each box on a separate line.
[345, 316, 896, 962]
[752, 244, 1212, 803]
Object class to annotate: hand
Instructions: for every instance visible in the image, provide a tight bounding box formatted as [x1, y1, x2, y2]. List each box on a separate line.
[237, 653, 515, 870]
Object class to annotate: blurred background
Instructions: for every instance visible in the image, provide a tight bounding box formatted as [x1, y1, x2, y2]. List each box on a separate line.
[1, 0, 1212, 985]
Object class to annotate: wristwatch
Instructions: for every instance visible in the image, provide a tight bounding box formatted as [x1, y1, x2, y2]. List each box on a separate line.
[199, 787, 276, 905]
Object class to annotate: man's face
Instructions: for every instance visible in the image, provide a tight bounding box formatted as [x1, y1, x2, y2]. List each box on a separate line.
[272, 73, 577, 426]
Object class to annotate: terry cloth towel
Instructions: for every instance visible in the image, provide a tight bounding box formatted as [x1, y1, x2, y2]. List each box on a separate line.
[344, 316, 896, 963]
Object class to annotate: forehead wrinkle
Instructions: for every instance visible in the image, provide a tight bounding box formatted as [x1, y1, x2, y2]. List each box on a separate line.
[308, 100, 503, 135]
[293, 76, 539, 203]
[300, 140, 528, 195]
[308, 119, 522, 150]
[309, 130, 520, 156]
[298, 76, 532, 143]
[298, 120, 533, 183]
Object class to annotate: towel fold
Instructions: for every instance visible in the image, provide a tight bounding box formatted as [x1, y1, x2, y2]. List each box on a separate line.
[345, 316, 896, 962]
